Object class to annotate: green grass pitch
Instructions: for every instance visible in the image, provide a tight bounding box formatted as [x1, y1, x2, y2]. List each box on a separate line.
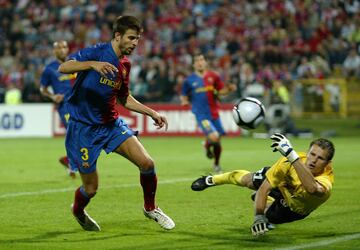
[0, 135, 360, 250]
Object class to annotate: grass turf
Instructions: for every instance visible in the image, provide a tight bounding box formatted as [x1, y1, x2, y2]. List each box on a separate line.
[0, 134, 360, 250]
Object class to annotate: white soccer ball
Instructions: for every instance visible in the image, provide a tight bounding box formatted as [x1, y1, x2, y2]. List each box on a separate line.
[232, 97, 266, 129]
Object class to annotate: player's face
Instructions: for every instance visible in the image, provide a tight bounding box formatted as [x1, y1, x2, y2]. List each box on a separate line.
[193, 55, 207, 73]
[305, 144, 330, 176]
[53, 41, 69, 62]
[117, 29, 141, 56]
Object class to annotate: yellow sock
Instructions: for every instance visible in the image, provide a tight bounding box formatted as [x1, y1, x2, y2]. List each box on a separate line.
[212, 170, 251, 186]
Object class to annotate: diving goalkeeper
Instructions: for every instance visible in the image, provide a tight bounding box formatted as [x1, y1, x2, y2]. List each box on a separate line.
[191, 134, 335, 236]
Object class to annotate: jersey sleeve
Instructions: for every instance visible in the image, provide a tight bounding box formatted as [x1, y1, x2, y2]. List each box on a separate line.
[69, 46, 99, 62]
[213, 72, 225, 91]
[265, 157, 290, 188]
[315, 175, 332, 192]
[118, 61, 130, 97]
[40, 67, 51, 87]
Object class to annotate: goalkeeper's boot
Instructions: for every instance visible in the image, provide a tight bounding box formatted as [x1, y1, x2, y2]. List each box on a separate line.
[202, 141, 214, 159]
[143, 207, 175, 230]
[71, 204, 100, 231]
[59, 156, 76, 178]
[191, 175, 215, 191]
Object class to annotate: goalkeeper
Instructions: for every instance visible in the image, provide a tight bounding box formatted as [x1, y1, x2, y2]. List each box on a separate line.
[191, 134, 335, 236]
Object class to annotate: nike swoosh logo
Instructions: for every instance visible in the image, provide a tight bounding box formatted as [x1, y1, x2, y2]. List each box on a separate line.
[121, 130, 127, 135]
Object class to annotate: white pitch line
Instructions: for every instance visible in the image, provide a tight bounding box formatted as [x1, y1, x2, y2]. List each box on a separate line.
[0, 178, 194, 199]
[276, 233, 360, 250]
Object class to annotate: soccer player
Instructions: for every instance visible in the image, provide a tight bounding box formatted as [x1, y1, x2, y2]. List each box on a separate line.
[180, 53, 236, 173]
[191, 133, 335, 236]
[58, 15, 175, 231]
[40, 40, 76, 178]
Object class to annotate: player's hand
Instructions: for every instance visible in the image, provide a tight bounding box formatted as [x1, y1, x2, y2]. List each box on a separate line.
[270, 133, 299, 163]
[52, 94, 64, 104]
[91, 62, 118, 77]
[151, 111, 168, 131]
[251, 214, 269, 236]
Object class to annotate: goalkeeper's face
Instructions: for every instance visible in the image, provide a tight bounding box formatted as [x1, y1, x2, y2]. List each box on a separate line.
[306, 144, 330, 176]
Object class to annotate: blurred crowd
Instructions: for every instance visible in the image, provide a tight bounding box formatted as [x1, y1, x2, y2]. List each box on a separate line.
[0, 0, 360, 105]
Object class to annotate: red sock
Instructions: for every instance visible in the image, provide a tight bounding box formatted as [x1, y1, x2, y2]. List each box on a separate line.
[213, 143, 222, 165]
[205, 140, 212, 151]
[63, 156, 69, 165]
[72, 187, 90, 216]
[140, 171, 157, 211]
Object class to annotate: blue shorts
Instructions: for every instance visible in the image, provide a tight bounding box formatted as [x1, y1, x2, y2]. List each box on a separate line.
[196, 114, 225, 136]
[57, 102, 70, 129]
[65, 117, 135, 173]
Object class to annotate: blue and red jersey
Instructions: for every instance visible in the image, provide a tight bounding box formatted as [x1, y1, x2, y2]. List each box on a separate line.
[67, 42, 130, 125]
[182, 71, 225, 119]
[40, 60, 75, 99]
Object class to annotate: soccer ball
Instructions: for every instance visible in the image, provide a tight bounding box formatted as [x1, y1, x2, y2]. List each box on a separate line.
[232, 97, 266, 129]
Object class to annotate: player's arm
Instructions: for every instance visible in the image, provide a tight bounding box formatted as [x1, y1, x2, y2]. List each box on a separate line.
[217, 83, 237, 96]
[39, 85, 64, 104]
[251, 179, 272, 236]
[120, 94, 168, 130]
[270, 133, 326, 195]
[291, 159, 327, 195]
[58, 60, 118, 77]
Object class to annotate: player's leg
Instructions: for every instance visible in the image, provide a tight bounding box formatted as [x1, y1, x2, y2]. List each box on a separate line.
[197, 117, 222, 173]
[114, 136, 175, 230]
[57, 105, 75, 178]
[71, 170, 100, 231]
[203, 137, 214, 159]
[66, 120, 101, 231]
[207, 131, 222, 173]
[191, 170, 252, 191]
[211, 118, 226, 173]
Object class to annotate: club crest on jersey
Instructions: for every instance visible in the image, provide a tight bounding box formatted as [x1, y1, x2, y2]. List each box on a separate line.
[99, 76, 121, 89]
[192, 82, 198, 87]
[82, 162, 90, 168]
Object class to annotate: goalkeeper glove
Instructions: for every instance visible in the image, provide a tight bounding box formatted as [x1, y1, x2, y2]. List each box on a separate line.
[270, 133, 299, 163]
[251, 214, 269, 236]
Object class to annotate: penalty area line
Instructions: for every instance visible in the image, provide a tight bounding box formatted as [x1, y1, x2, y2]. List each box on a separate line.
[0, 177, 194, 199]
[276, 233, 360, 250]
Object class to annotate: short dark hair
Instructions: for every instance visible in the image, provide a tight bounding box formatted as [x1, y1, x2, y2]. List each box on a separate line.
[192, 52, 206, 65]
[310, 138, 335, 161]
[112, 15, 143, 37]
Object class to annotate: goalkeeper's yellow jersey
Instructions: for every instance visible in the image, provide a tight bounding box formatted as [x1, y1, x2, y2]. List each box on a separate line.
[265, 152, 334, 215]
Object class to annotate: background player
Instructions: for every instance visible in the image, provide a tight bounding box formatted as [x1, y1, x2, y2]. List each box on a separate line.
[40, 40, 76, 178]
[191, 133, 335, 236]
[181, 53, 236, 173]
[58, 15, 175, 231]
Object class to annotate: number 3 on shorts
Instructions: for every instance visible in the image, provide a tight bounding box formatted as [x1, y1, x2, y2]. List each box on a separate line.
[80, 148, 89, 161]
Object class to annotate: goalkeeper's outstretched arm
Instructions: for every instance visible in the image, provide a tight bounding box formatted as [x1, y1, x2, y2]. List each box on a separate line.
[270, 133, 327, 195]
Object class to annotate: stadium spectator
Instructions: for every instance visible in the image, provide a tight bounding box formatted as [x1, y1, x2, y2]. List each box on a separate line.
[4, 82, 21, 105]
[180, 53, 236, 174]
[342, 48, 360, 78]
[191, 134, 335, 236]
[40, 40, 76, 178]
[58, 15, 175, 231]
[0, 0, 360, 104]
